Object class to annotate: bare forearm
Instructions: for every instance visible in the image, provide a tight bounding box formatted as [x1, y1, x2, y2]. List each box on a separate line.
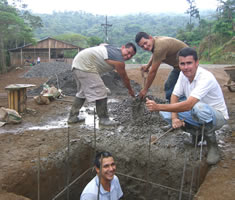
[146, 56, 153, 67]
[147, 100, 193, 113]
[121, 74, 132, 91]
[163, 101, 193, 112]
[171, 95, 179, 119]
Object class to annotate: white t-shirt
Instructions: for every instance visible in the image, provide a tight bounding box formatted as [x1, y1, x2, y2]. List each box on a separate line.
[173, 66, 229, 120]
[80, 175, 123, 200]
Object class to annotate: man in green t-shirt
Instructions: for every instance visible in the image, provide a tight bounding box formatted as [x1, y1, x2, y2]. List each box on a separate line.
[135, 32, 188, 101]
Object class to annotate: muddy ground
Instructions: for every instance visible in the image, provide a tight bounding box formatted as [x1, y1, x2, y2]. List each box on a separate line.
[0, 63, 234, 200]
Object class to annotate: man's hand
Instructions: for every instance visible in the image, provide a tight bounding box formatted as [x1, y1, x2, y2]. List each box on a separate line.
[172, 118, 185, 129]
[139, 88, 148, 98]
[140, 65, 149, 73]
[145, 98, 158, 111]
[128, 89, 135, 97]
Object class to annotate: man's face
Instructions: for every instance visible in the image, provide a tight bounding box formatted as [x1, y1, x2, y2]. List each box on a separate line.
[96, 157, 116, 182]
[138, 37, 154, 51]
[121, 46, 136, 60]
[179, 55, 199, 82]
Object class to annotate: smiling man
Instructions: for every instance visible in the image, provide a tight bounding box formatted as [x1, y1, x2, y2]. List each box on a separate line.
[80, 151, 123, 200]
[145, 47, 229, 165]
[135, 32, 188, 101]
[68, 43, 136, 126]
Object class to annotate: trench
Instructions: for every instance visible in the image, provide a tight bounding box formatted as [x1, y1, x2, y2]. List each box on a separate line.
[2, 69, 211, 199]
[3, 113, 209, 200]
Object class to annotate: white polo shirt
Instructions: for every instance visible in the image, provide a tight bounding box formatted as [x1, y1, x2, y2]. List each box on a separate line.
[80, 175, 123, 200]
[173, 66, 229, 120]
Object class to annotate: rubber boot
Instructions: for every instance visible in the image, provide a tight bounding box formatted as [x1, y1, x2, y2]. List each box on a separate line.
[204, 122, 220, 165]
[67, 97, 85, 124]
[96, 98, 119, 126]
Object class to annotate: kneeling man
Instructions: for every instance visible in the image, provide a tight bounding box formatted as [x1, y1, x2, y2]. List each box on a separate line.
[146, 47, 229, 165]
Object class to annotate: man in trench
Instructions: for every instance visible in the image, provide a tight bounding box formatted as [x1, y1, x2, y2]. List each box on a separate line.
[135, 31, 188, 101]
[145, 47, 229, 165]
[68, 43, 136, 126]
[80, 151, 123, 200]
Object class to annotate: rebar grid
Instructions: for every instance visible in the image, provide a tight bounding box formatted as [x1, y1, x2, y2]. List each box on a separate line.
[48, 110, 204, 200]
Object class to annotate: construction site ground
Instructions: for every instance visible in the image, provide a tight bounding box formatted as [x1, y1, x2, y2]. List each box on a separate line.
[0, 64, 234, 200]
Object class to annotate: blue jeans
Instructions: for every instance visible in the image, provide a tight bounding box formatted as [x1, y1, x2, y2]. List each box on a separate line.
[164, 68, 180, 101]
[160, 102, 227, 130]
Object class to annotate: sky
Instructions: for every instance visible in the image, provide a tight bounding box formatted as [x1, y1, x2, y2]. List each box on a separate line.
[15, 0, 219, 16]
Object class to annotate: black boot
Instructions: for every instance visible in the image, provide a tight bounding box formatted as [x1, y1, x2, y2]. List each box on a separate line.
[204, 122, 220, 165]
[68, 97, 85, 124]
[96, 98, 119, 126]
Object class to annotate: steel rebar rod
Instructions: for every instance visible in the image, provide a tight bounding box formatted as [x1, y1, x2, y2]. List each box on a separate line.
[97, 155, 103, 200]
[66, 126, 70, 200]
[199, 124, 205, 161]
[51, 167, 93, 200]
[188, 130, 199, 200]
[197, 123, 205, 190]
[94, 108, 97, 153]
[151, 127, 174, 145]
[179, 151, 187, 200]
[145, 127, 152, 200]
[116, 172, 194, 196]
[37, 148, 40, 200]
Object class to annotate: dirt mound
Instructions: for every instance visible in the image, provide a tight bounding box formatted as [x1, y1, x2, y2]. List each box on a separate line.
[26, 63, 142, 97]
[23, 62, 71, 78]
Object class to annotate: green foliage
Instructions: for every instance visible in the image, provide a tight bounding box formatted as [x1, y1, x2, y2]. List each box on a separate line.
[34, 12, 190, 45]
[87, 36, 103, 47]
[177, 0, 234, 64]
[0, 0, 42, 72]
[54, 33, 89, 48]
[214, 0, 235, 38]
[34, 12, 191, 64]
[185, 0, 200, 27]
[210, 37, 235, 63]
[63, 50, 77, 58]
[1, 0, 234, 70]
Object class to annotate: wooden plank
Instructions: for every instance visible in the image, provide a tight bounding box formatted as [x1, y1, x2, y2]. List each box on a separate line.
[14, 90, 18, 112]
[19, 88, 26, 112]
[5, 84, 35, 90]
[8, 92, 11, 108]
[11, 91, 14, 110]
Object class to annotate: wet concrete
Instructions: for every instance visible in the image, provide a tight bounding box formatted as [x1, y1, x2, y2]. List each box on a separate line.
[0, 65, 233, 200]
[1, 95, 212, 200]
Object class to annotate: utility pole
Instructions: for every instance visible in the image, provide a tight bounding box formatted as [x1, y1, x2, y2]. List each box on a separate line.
[101, 16, 112, 43]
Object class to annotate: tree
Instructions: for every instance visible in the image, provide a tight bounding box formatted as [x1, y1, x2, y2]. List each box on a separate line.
[185, 0, 200, 30]
[0, 0, 42, 73]
[87, 36, 103, 46]
[214, 0, 235, 38]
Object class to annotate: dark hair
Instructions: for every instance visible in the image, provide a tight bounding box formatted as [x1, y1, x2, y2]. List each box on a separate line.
[177, 47, 198, 61]
[125, 42, 137, 53]
[135, 32, 150, 44]
[94, 151, 113, 169]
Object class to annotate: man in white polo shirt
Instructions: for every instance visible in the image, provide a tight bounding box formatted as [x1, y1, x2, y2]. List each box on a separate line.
[145, 47, 229, 165]
[80, 151, 123, 200]
[68, 43, 136, 126]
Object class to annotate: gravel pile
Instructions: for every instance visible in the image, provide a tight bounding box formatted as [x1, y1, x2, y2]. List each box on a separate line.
[23, 62, 71, 78]
[26, 62, 142, 97]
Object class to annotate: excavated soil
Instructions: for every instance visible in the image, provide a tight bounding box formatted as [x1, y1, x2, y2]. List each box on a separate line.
[0, 63, 234, 200]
